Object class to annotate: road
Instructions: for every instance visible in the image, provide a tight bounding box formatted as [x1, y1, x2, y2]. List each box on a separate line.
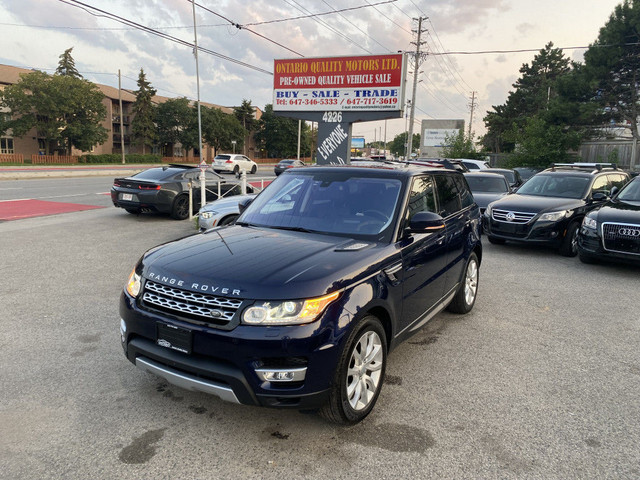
[0, 176, 639, 479]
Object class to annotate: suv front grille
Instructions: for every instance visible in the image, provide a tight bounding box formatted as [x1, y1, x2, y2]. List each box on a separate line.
[141, 280, 243, 326]
[602, 222, 640, 255]
[491, 209, 536, 224]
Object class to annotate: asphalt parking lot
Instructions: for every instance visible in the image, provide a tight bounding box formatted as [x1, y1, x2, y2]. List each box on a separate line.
[1, 204, 638, 479]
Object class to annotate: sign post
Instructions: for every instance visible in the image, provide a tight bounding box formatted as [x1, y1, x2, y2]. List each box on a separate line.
[198, 160, 208, 215]
[272, 54, 407, 164]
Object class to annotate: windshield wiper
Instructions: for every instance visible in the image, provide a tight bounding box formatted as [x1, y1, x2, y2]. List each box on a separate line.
[268, 225, 318, 233]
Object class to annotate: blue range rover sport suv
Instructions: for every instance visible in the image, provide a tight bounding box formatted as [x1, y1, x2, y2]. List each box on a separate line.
[120, 164, 482, 424]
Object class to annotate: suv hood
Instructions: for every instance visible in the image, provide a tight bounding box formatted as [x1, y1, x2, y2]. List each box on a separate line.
[593, 200, 640, 223]
[490, 194, 583, 214]
[141, 225, 391, 299]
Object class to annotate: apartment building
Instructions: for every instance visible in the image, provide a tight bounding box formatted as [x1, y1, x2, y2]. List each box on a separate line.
[0, 63, 261, 159]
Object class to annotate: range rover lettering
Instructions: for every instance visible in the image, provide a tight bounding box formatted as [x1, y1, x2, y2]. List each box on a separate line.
[120, 164, 482, 424]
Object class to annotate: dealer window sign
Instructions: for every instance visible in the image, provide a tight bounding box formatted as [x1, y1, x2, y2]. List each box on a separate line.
[273, 54, 405, 112]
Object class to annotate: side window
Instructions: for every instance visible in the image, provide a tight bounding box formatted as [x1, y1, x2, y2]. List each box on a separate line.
[609, 174, 628, 190]
[434, 174, 462, 217]
[453, 175, 474, 208]
[406, 176, 436, 223]
[591, 175, 610, 196]
[183, 171, 200, 181]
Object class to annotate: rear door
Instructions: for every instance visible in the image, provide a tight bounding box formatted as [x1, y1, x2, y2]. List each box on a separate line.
[434, 173, 477, 293]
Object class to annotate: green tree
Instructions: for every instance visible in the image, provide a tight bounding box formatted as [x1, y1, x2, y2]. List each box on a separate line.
[388, 131, 420, 157]
[504, 115, 582, 168]
[55, 47, 82, 79]
[583, 0, 640, 143]
[130, 68, 157, 154]
[201, 106, 245, 156]
[155, 97, 198, 156]
[0, 70, 107, 155]
[441, 130, 483, 159]
[233, 99, 257, 155]
[254, 104, 311, 158]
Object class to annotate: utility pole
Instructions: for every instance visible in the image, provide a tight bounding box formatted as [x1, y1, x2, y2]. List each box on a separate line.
[407, 16, 427, 160]
[468, 91, 477, 138]
[118, 69, 125, 164]
[191, 0, 205, 211]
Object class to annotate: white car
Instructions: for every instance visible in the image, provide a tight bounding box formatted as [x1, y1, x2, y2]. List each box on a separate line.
[212, 154, 258, 174]
[460, 158, 491, 170]
[198, 193, 257, 231]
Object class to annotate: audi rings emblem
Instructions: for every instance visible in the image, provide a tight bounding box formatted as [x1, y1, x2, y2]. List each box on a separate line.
[506, 212, 516, 222]
[618, 228, 640, 237]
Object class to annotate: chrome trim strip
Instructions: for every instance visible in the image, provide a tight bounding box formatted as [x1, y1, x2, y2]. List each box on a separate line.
[136, 356, 240, 404]
[255, 367, 307, 382]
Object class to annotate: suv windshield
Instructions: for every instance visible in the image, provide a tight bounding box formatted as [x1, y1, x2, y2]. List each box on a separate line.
[516, 174, 589, 199]
[240, 171, 403, 240]
[617, 178, 640, 203]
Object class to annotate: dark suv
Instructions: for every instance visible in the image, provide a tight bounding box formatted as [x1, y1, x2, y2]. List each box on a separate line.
[120, 164, 482, 424]
[484, 164, 629, 256]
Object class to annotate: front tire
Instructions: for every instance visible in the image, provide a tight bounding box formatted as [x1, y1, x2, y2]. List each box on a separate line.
[250, 165, 257, 174]
[320, 315, 386, 424]
[559, 222, 579, 257]
[218, 215, 238, 226]
[171, 194, 189, 220]
[447, 252, 479, 314]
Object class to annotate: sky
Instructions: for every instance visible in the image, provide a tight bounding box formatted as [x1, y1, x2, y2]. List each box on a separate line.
[0, 0, 625, 147]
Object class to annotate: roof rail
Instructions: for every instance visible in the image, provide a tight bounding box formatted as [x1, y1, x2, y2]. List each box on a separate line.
[549, 162, 618, 172]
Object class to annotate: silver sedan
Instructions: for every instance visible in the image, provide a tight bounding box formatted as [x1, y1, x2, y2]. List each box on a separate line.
[197, 194, 256, 231]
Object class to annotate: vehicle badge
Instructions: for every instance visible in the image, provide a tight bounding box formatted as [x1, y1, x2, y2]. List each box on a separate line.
[619, 228, 640, 237]
[209, 309, 223, 318]
[157, 339, 171, 348]
[506, 212, 516, 222]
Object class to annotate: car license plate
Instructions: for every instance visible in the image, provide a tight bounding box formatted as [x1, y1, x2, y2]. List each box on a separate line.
[156, 323, 192, 354]
[121, 193, 134, 201]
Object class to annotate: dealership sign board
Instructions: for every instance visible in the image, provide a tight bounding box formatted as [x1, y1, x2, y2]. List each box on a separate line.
[423, 128, 460, 147]
[273, 54, 406, 112]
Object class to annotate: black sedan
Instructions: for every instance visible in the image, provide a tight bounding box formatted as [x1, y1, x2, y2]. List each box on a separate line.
[578, 175, 640, 264]
[111, 164, 253, 220]
[274, 159, 305, 176]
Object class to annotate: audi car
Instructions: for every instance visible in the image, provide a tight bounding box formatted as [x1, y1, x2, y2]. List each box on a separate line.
[578, 175, 640, 264]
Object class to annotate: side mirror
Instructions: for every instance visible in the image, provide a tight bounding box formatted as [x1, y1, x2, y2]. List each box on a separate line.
[592, 192, 608, 202]
[238, 197, 253, 214]
[408, 211, 445, 233]
[610, 186, 619, 197]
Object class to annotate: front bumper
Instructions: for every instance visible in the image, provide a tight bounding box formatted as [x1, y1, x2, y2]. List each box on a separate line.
[120, 292, 343, 409]
[485, 218, 569, 247]
[578, 226, 640, 264]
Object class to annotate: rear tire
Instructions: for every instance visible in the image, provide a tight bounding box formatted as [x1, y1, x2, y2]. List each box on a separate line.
[171, 194, 189, 220]
[233, 165, 240, 175]
[447, 252, 479, 314]
[320, 315, 386, 425]
[559, 222, 579, 257]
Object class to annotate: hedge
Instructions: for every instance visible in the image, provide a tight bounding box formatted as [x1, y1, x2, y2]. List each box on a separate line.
[78, 154, 163, 164]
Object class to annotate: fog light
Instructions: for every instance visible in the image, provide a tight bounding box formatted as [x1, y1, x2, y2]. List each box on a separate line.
[120, 318, 127, 343]
[255, 367, 307, 382]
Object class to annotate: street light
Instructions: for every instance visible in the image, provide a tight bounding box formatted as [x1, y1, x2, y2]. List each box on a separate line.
[232, 140, 237, 154]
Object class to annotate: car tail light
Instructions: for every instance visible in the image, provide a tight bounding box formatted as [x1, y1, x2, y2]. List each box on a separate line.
[113, 180, 122, 187]
[138, 184, 161, 190]
[225, 160, 233, 164]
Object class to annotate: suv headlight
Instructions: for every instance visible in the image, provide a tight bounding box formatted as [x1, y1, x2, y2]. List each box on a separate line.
[539, 210, 569, 222]
[126, 267, 141, 297]
[582, 215, 597, 230]
[242, 292, 340, 325]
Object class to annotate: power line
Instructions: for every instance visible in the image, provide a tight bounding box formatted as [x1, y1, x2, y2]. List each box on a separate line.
[192, 1, 304, 57]
[57, 0, 274, 75]
[430, 43, 640, 55]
